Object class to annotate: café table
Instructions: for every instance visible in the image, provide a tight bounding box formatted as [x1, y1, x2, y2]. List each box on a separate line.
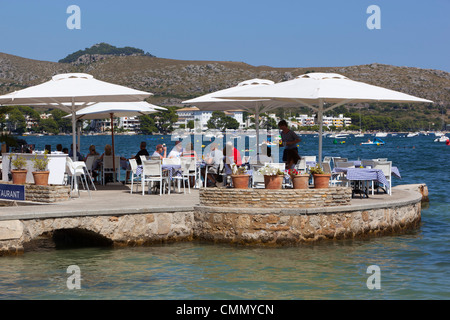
[333, 167, 391, 198]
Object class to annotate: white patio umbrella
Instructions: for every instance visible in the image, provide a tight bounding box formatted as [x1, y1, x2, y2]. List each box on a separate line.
[214, 73, 433, 163]
[67, 101, 167, 177]
[182, 79, 297, 153]
[0, 73, 152, 193]
[0, 73, 153, 162]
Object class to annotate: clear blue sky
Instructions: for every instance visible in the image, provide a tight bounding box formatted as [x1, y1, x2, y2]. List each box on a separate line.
[0, 0, 449, 71]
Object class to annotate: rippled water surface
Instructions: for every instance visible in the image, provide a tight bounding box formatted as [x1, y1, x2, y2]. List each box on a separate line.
[1, 133, 449, 299]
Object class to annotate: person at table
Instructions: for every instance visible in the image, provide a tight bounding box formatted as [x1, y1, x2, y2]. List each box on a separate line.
[202, 142, 223, 187]
[223, 141, 242, 170]
[84, 145, 99, 161]
[278, 120, 301, 165]
[129, 141, 149, 165]
[285, 148, 301, 170]
[168, 141, 183, 158]
[182, 142, 197, 159]
[151, 144, 167, 160]
[84, 145, 100, 180]
[69, 144, 84, 161]
[56, 144, 63, 153]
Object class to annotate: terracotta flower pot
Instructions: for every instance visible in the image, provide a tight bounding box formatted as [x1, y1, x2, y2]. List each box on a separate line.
[11, 169, 27, 185]
[292, 174, 310, 189]
[32, 171, 50, 186]
[264, 175, 283, 189]
[231, 175, 250, 189]
[313, 174, 331, 189]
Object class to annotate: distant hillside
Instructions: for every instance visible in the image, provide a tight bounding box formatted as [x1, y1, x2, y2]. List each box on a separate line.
[58, 43, 155, 64]
[0, 49, 449, 128]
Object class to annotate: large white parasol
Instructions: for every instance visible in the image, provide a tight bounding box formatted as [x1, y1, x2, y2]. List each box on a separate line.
[213, 73, 433, 163]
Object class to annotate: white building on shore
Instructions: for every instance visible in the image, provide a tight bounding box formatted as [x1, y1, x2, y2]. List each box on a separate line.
[175, 107, 244, 130]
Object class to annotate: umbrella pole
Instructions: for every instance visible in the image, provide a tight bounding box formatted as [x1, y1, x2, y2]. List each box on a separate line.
[318, 99, 324, 165]
[71, 100, 79, 195]
[255, 104, 260, 157]
[111, 113, 116, 182]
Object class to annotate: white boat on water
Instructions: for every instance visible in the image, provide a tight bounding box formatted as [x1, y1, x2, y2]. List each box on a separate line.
[375, 132, 388, 137]
[407, 132, 419, 137]
[361, 137, 385, 146]
[354, 133, 365, 138]
[434, 136, 449, 142]
[328, 133, 349, 139]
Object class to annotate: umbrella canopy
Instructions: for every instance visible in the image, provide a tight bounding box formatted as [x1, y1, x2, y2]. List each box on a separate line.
[66, 101, 166, 176]
[0, 73, 152, 162]
[183, 78, 297, 151]
[214, 72, 433, 163]
[69, 101, 166, 120]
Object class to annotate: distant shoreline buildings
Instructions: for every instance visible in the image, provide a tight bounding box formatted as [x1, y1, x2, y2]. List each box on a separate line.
[1, 107, 351, 134]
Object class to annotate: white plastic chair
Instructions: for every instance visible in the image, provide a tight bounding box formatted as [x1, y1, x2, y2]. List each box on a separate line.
[102, 156, 121, 185]
[129, 159, 139, 194]
[361, 159, 376, 168]
[303, 156, 317, 163]
[373, 161, 392, 195]
[163, 157, 181, 165]
[141, 160, 167, 196]
[140, 155, 149, 164]
[65, 158, 92, 198]
[250, 164, 265, 188]
[295, 158, 307, 173]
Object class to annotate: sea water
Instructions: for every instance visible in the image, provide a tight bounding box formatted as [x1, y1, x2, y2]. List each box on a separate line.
[0, 133, 449, 299]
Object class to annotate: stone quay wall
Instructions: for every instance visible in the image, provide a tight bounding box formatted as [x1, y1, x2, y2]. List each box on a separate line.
[0, 185, 425, 255]
[194, 203, 421, 245]
[200, 187, 352, 208]
[0, 211, 195, 256]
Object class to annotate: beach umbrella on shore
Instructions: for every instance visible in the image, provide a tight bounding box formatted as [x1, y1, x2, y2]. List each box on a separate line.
[67, 101, 166, 177]
[182, 79, 297, 155]
[213, 73, 433, 163]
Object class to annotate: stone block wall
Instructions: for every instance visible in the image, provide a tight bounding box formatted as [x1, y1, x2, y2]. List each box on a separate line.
[0, 211, 195, 256]
[200, 187, 352, 208]
[193, 202, 422, 245]
[25, 185, 70, 203]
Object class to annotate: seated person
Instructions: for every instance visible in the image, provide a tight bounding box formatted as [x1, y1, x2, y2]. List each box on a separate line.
[85, 144, 100, 179]
[202, 142, 223, 187]
[68, 144, 84, 161]
[130, 141, 150, 165]
[84, 145, 99, 161]
[151, 144, 167, 160]
[223, 141, 242, 167]
[168, 141, 183, 158]
[181, 142, 197, 158]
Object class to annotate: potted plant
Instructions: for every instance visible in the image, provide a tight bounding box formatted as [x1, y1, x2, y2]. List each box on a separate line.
[231, 164, 250, 189]
[288, 168, 310, 189]
[258, 165, 285, 189]
[309, 164, 331, 189]
[9, 154, 28, 185]
[31, 151, 50, 186]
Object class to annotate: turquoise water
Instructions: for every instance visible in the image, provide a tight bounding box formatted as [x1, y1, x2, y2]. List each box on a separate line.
[1, 133, 449, 300]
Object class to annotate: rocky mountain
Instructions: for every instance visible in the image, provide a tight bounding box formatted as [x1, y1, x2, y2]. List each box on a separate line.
[0, 48, 449, 124]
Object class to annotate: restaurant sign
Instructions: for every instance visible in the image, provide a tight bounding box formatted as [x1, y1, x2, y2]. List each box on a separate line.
[0, 184, 25, 201]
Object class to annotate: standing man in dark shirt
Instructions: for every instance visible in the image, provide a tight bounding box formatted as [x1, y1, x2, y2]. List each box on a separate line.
[278, 120, 301, 164]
